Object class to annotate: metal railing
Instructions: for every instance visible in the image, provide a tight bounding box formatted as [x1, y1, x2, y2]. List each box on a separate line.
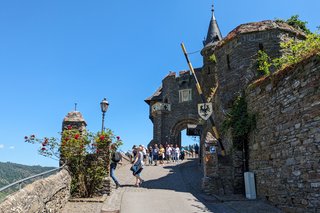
[0, 165, 65, 194]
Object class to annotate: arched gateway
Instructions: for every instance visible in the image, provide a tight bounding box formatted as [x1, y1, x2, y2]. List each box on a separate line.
[145, 4, 223, 150]
[144, 70, 203, 148]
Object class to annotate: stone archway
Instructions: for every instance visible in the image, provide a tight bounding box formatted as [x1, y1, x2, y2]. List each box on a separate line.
[169, 118, 199, 147]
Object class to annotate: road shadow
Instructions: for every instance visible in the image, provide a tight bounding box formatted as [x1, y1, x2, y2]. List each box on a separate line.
[140, 159, 221, 212]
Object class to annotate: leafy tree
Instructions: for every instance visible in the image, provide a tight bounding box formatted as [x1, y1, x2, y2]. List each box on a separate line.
[276, 15, 311, 34]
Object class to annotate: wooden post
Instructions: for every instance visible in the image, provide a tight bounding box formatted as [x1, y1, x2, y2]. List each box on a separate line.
[181, 43, 225, 156]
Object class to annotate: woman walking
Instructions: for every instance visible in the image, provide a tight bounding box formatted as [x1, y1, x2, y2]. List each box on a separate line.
[132, 145, 144, 187]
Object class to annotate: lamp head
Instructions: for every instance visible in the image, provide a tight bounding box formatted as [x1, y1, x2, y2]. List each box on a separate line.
[100, 98, 109, 113]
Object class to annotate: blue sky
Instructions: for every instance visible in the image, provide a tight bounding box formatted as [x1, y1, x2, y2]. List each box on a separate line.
[0, 0, 319, 167]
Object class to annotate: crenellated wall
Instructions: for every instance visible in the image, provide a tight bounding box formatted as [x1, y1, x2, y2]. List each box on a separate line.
[0, 169, 71, 213]
[246, 55, 320, 212]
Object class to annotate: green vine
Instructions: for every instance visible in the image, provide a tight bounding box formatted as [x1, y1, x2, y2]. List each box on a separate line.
[222, 94, 256, 150]
[257, 50, 271, 76]
[209, 54, 217, 63]
[256, 32, 320, 76]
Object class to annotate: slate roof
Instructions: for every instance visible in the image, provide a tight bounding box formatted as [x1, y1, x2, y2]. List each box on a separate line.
[145, 86, 163, 105]
[203, 6, 222, 47]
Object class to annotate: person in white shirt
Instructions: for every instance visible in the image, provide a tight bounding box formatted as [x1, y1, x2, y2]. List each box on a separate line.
[166, 144, 172, 163]
[175, 144, 180, 163]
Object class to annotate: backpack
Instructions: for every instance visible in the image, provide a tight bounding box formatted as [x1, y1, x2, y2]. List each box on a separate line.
[113, 152, 122, 162]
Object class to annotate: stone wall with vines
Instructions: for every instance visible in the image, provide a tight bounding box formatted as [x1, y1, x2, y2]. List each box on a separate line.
[246, 55, 320, 212]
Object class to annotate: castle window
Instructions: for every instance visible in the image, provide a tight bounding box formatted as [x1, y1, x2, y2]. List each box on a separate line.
[259, 43, 264, 51]
[179, 89, 192, 103]
[227, 54, 231, 70]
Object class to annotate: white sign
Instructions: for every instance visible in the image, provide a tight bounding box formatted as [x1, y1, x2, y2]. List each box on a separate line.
[198, 103, 213, 120]
[152, 102, 171, 112]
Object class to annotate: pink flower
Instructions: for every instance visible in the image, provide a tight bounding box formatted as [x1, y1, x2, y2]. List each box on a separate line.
[67, 125, 72, 130]
[41, 147, 46, 151]
[99, 135, 105, 141]
[116, 136, 120, 140]
[74, 134, 80, 139]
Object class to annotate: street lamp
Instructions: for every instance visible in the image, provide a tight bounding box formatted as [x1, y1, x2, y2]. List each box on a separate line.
[100, 98, 109, 132]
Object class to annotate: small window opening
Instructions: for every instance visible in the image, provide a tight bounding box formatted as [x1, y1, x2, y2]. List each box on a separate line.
[227, 54, 231, 70]
[259, 43, 264, 51]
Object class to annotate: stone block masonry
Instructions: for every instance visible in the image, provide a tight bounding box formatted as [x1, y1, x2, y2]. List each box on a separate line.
[0, 169, 71, 213]
[246, 55, 320, 212]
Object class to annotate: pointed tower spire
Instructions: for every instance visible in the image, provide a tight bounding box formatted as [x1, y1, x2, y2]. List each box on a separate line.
[203, 3, 222, 46]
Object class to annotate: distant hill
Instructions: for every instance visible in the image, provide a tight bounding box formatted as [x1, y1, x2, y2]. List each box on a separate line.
[0, 161, 56, 188]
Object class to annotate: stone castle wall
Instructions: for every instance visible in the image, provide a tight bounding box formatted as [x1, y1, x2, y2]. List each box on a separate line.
[200, 27, 301, 195]
[246, 55, 320, 212]
[0, 169, 71, 213]
[150, 71, 202, 146]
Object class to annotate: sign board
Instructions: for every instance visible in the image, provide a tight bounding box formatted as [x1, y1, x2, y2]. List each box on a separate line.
[209, 146, 216, 154]
[186, 124, 201, 136]
[152, 102, 171, 112]
[198, 103, 213, 120]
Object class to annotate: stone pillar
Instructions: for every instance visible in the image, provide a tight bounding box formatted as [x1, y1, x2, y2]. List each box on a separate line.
[60, 111, 87, 166]
[62, 111, 87, 132]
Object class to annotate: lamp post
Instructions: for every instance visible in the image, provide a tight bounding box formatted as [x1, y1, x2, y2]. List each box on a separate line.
[100, 98, 109, 132]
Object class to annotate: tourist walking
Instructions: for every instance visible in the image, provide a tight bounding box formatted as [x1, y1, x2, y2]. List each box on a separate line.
[131, 145, 144, 187]
[142, 145, 147, 165]
[159, 144, 165, 165]
[180, 146, 185, 161]
[110, 144, 122, 189]
[175, 144, 180, 163]
[171, 144, 176, 162]
[165, 144, 172, 163]
[152, 144, 159, 166]
[148, 146, 153, 165]
[194, 143, 199, 158]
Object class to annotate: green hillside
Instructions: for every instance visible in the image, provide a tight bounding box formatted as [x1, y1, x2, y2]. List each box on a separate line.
[0, 161, 56, 188]
[0, 162, 56, 201]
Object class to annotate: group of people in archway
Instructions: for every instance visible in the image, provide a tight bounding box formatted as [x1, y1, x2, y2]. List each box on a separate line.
[139, 143, 200, 166]
[110, 143, 200, 188]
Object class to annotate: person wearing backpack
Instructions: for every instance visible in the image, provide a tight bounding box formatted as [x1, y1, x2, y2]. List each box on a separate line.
[110, 144, 122, 189]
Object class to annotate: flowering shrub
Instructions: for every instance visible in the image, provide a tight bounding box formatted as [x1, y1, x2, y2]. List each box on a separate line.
[25, 126, 123, 197]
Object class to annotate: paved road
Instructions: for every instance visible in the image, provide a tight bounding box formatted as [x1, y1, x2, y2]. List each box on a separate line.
[63, 158, 283, 213]
[102, 158, 283, 213]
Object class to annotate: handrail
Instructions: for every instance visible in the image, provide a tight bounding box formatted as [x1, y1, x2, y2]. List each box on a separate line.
[0, 165, 66, 193]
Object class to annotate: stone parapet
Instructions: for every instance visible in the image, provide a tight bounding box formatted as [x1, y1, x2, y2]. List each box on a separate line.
[0, 169, 71, 213]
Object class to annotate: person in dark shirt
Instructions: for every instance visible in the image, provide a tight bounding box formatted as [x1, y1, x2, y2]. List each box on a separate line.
[194, 143, 199, 158]
[152, 144, 159, 166]
[110, 144, 122, 189]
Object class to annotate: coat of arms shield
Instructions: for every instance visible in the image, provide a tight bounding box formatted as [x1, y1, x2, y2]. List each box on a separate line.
[198, 103, 213, 120]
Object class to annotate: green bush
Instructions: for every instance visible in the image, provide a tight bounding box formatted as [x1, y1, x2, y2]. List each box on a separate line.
[222, 94, 256, 150]
[257, 50, 271, 76]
